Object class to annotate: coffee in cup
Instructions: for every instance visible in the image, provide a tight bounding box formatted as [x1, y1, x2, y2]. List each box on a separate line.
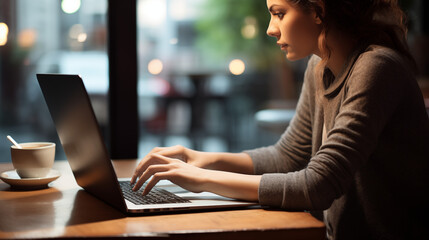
[10, 142, 56, 178]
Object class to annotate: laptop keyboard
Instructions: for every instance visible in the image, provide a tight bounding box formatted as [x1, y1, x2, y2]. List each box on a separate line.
[119, 181, 191, 205]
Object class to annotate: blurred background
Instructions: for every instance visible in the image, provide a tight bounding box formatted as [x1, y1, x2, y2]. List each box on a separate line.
[0, 0, 428, 162]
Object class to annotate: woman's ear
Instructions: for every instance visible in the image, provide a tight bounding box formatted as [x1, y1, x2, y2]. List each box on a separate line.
[314, 13, 322, 24]
[312, 2, 324, 25]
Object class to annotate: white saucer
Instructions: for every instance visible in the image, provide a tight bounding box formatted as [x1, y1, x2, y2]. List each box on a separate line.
[0, 169, 61, 190]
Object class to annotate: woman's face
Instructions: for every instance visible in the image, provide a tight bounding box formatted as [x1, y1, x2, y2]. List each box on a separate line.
[266, 0, 322, 60]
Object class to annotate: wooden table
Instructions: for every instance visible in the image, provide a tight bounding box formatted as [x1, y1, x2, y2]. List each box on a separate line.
[0, 160, 325, 239]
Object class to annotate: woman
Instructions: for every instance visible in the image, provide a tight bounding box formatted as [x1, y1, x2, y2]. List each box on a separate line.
[131, 0, 429, 239]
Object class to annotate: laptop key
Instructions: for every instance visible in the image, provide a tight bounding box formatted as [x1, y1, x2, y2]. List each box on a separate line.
[119, 181, 191, 205]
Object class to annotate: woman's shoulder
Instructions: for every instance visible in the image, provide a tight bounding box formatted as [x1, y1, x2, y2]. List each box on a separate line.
[349, 45, 416, 86]
[356, 45, 414, 75]
[347, 45, 417, 95]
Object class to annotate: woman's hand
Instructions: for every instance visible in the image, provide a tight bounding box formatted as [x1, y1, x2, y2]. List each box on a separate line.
[131, 153, 210, 195]
[130, 146, 261, 201]
[130, 145, 211, 185]
[131, 145, 254, 185]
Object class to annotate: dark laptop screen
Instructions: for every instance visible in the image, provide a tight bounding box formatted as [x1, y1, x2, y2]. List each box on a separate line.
[37, 74, 126, 212]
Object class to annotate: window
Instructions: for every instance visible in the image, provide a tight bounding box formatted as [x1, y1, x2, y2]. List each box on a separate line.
[0, 0, 108, 162]
[137, 0, 303, 157]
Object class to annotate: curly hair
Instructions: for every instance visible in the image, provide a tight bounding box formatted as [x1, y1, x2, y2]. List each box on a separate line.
[287, 0, 415, 74]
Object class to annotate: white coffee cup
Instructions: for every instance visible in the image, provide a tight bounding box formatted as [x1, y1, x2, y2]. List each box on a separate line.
[10, 142, 56, 178]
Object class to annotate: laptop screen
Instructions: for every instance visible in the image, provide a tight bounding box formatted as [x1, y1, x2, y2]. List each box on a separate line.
[37, 74, 127, 212]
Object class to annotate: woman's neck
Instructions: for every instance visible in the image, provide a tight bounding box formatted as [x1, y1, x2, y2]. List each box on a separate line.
[324, 29, 357, 77]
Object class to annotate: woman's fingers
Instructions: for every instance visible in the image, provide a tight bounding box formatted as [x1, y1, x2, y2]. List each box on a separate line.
[130, 147, 165, 184]
[132, 154, 182, 191]
[132, 163, 171, 191]
[131, 146, 186, 184]
[132, 154, 170, 189]
[132, 153, 205, 195]
[142, 171, 170, 196]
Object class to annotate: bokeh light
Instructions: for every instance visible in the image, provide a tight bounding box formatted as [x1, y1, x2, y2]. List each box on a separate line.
[77, 33, 87, 43]
[138, 0, 167, 27]
[241, 16, 258, 39]
[0, 22, 9, 46]
[69, 24, 85, 39]
[148, 59, 164, 75]
[229, 59, 246, 75]
[61, 0, 81, 14]
[18, 29, 37, 48]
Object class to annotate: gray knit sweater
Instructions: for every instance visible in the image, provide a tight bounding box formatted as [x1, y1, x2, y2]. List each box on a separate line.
[244, 45, 429, 239]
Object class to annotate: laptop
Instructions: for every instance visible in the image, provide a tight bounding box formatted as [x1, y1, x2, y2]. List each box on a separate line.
[36, 74, 258, 214]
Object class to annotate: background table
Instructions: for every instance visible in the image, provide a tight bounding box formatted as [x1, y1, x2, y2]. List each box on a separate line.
[0, 159, 325, 239]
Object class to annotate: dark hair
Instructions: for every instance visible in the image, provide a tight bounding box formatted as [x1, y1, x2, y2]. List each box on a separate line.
[288, 0, 415, 73]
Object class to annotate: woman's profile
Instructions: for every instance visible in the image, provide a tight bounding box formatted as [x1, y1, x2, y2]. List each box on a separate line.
[131, 0, 429, 239]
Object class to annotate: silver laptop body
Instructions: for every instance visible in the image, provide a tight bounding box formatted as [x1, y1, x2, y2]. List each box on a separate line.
[37, 74, 257, 214]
